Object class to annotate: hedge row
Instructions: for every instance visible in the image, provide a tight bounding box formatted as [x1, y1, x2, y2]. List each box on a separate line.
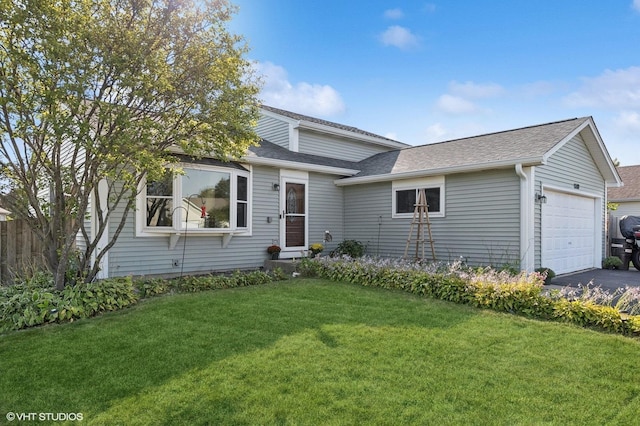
[300, 257, 640, 336]
[0, 270, 284, 332]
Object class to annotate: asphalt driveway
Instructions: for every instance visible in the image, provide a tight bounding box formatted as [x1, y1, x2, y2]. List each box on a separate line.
[550, 267, 640, 292]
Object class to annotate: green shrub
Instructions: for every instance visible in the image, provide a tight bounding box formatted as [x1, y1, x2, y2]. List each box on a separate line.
[602, 256, 623, 270]
[469, 280, 554, 319]
[135, 278, 171, 298]
[0, 278, 138, 332]
[175, 270, 276, 292]
[553, 299, 625, 333]
[12, 269, 54, 289]
[333, 240, 366, 258]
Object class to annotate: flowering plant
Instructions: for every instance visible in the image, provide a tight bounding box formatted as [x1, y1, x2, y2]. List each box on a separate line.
[267, 245, 281, 254]
[309, 243, 324, 254]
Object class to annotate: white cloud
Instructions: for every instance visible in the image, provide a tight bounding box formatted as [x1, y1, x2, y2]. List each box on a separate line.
[449, 81, 504, 99]
[436, 94, 477, 114]
[383, 8, 404, 19]
[255, 61, 345, 116]
[564, 66, 640, 109]
[422, 3, 437, 13]
[425, 123, 447, 140]
[519, 80, 560, 98]
[422, 121, 490, 143]
[613, 110, 640, 133]
[379, 26, 420, 50]
[433, 80, 504, 115]
[633, 0, 640, 12]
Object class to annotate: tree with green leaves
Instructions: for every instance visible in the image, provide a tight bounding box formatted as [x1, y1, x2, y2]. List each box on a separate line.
[0, 0, 260, 289]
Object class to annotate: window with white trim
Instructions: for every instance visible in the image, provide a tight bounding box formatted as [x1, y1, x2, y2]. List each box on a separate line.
[141, 163, 250, 233]
[392, 176, 445, 218]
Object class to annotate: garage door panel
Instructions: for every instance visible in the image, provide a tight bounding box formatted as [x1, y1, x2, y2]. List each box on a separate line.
[542, 191, 596, 275]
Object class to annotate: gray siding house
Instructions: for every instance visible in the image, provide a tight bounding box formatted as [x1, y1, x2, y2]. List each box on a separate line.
[609, 165, 640, 218]
[608, 164, 640, 240]
[97, 106, 621, 278]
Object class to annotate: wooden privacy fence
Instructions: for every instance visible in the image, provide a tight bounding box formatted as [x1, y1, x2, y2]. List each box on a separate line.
[0, 220, 46, 285]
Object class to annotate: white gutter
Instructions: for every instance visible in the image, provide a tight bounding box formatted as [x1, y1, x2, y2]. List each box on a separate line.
[515, 164, 535, 272]
[335, 157, 544, 186]
[244, 156, 360, 176]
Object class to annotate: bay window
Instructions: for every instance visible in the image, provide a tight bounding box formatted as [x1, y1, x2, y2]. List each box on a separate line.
[140, 162, 251, 234]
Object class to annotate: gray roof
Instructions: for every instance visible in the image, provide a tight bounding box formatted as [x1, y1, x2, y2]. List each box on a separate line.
[247, 139, 359, 171]
[261, 105, 404, 145]
[246, 115, 619, 186]
[352, 117, 591, 178]
[609, 165, 640, 201]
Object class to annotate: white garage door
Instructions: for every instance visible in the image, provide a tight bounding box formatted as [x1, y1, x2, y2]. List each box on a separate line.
[541, 191, 596, 275]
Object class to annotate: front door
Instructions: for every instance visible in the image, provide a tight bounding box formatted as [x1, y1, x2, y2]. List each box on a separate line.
[280, 171, 308, 257]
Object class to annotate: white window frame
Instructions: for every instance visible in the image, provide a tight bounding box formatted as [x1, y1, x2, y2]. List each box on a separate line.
[392, 176, 445, 219]
[136, 163, 252, 237]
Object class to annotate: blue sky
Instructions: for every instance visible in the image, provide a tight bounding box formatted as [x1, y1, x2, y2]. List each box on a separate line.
[230, 1, 640, 166]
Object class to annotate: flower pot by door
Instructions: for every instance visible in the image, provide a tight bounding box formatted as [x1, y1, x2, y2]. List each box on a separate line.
[271, 252, 280, 260]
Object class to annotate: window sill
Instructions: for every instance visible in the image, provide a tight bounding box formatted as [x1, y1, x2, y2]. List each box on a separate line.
[165, 230, 250, 249]
[139, 227, 247, 236]
[392, 212, 444, 219]
[136, 228, 249, 249]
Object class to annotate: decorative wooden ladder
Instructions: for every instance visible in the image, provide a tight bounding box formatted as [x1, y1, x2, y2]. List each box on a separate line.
[403, 188, 437, 261]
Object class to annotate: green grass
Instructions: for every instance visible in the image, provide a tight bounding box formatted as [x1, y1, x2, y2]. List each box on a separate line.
[1, 278, 640, 425]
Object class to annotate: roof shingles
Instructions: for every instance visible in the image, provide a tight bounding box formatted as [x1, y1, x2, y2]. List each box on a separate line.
[249, 110, 598, 181]
[609, 165, 640, 200]
[353, 117, 589, 178]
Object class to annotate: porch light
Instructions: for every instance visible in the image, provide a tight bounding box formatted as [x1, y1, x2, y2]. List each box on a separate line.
[535, 193, 547, 204]
[272, 183, 280, 191]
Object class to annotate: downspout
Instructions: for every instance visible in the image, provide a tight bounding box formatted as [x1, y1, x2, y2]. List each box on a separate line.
[515, 164, 534, 272]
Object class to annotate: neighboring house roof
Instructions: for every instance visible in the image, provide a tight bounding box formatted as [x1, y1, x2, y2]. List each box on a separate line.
[245, 139, 360, 175]
[260, 105, 409, 149]
[337, 116, 621, 186]
[609, 165, 640, 201]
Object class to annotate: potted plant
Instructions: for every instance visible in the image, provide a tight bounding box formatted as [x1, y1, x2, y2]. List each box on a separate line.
[267, 244, 281, 260]
[309, 243, 324, 258]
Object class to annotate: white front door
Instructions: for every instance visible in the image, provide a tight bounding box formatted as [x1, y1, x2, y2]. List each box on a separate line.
[280, 170, 308, 258]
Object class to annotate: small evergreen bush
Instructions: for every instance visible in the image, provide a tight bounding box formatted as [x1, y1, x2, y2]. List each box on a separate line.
[602, 256, 623, 270]
[332, 240, 366, 258]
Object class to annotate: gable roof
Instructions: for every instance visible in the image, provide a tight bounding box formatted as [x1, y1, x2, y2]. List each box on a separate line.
[249, 108, 621, 187]
[260, 105, 409, 150]
[336, 117, 621, 186]
[609, 165, 640, 201]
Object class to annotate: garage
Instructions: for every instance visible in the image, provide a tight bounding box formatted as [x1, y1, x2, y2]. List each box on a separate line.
[541, 190, 597, 275]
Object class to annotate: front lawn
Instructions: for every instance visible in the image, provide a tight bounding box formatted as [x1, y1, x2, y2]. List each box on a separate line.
[1, 279, 639, 425]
